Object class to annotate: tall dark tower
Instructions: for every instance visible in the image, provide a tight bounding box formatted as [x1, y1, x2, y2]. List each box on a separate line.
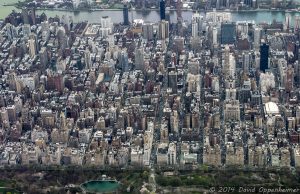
[260, 43, 269, 72]
[176, 0, 182, 21]
[176, 0, 183, 36]
[123, 4, 129, 25]
[28, 8, 36, 25]
[22, 8, 36, 25]
[160, 0, 166, 21]
[21, 8, 29, 24]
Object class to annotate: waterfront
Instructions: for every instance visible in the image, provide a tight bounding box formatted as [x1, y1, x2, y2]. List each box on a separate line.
[1, 0, 300, 194]
[0, 0, 23, 19]
[0, 0, 300, 24]
[34, 9, 300, 25]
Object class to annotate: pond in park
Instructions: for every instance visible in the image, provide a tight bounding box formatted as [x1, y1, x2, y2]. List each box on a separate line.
[81, 180, 120, 193]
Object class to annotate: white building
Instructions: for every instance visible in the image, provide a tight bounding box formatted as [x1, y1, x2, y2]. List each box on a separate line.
[191, 12, 203, 37]
[260, 72, 275, 93]
[168, 142, 177, 165]
[254, 27, 261, 49]
[236, 21, 249, 36]
[131, 146, 143, 166]
[212, 27, 218, 45]
[28, 39, 37, 58]
[100, 16, 112, 38]
[206, 10, 232, 24]
[264, 102, 280, 116]
[158, 20, 169, 40]
[187, 73, 201, 93]
[284, 12, 292, 31]
[293, 146, 300, 167]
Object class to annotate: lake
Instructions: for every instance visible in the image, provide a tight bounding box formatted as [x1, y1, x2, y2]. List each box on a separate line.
[81, 180, 120, 193]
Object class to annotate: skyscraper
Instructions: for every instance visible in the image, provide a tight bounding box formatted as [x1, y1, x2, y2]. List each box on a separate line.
[221, 22, 235, 44]
[165, 6, 170, 22]
[57, 27, 67, 50]
[285, 65, 294, 93]
[22, 24, 31, 37]
[39, 47, 48, 69]
[295, 15, 300, 32]
[260, 43, 269, 73]
[223, 45, 230, 75]
[100, 16, 112, 28]
[135, 48, 145, 71]
[192, 20, 199, 38]
[173, 36, 184, 53]
[84, 49, 91, 69]
[254, 27, 261, 49]
[160, 0, 166, 21]
[176, 0, 183, 36]
[243, 52, 251, 73]
[244, 0, 252, 6]
[168, 71, 177, 93]
[22, 8, 29, 24]
[123, 4, 129, 25]
[191, 12, 201, 38]
[119, 50, 129, 72]
[284, 12, 291, 31]
[142, 22, 154, 41]
[176, 0, 182, 21]
[28, 9, 36, 25]
[100, 16, 112, 38]
[213, 27, 218, 45]
[159, 20, 169, 40]
[21, 8, 36, 25]
[28, 39, 37, 58]
[5, 24, 17, 41]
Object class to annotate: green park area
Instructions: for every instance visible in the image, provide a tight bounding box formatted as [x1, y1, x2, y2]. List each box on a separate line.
[0, 166, 300, 193]
[154, 167, 300, 193]
[0, 166, 150, 193]
[0, 180, 21, 194]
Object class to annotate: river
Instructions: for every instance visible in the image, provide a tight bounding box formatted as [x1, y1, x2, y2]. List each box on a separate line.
[0, 0, 22, 19]
[0, 0, 299, 24]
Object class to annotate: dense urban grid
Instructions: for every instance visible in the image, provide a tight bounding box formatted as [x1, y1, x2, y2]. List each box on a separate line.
[1, 1, 300, 192]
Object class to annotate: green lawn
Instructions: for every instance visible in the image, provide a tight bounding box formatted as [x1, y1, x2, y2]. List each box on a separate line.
[0, 179, 11, 187]
[0, 179, 21, 194]
[156, 174, 214, 188]
[0, 187, 21, 194]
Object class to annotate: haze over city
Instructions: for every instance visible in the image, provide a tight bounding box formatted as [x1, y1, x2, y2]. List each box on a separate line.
[1, 0, 300, 193]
